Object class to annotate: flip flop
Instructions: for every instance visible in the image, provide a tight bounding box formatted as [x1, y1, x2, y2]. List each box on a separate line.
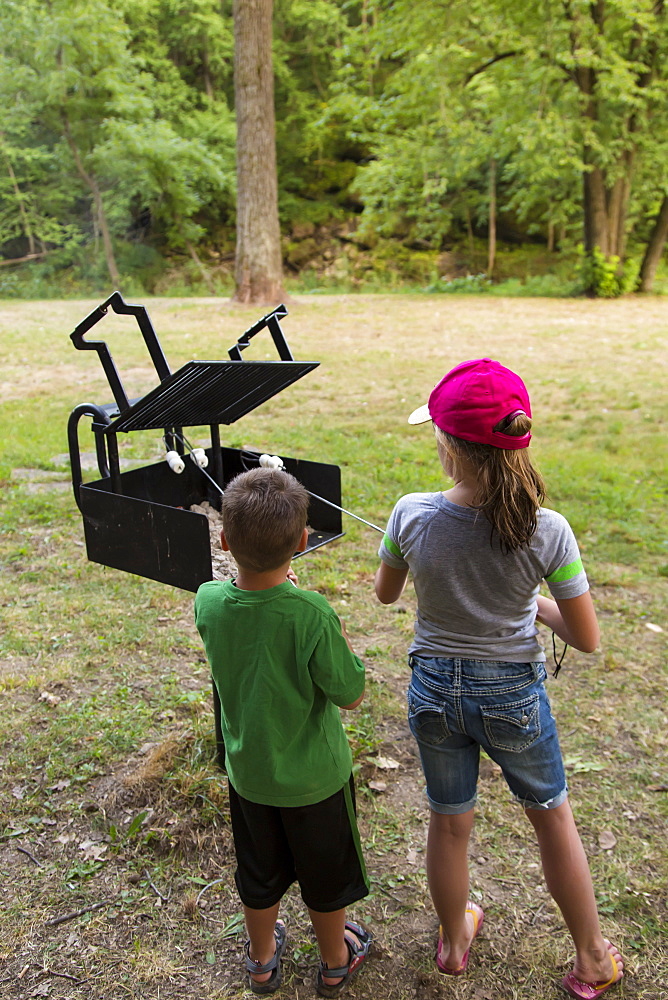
[316, 920, 373, 997]
[436, 901, 485, 975]
[562, 941, 623, 999]
[244, 920, 287, 995]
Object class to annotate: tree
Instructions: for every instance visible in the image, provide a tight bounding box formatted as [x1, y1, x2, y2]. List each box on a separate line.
[0, 0, 151, 286]
[0, 0, 237, 289]
[638, 195, 668, 290]
[232, 0, 284, 304]
[329, 0, 668, 294]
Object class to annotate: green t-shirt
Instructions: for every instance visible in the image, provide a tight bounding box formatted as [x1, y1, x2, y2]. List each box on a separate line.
[194, 580, 365, 807]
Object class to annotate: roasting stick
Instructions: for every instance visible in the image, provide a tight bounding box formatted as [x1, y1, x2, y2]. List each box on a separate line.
[165, 433, 384, 535]
[258, 453, 384, 534]
[163, 433, 229, 497]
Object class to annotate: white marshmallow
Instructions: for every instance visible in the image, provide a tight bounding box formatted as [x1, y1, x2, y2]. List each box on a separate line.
[191, 448, 209, 468]
[259, 454, 284, 469]
[166, 450, 185, 474]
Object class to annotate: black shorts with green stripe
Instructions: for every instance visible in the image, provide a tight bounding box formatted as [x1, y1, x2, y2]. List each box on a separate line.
[228, 775, 369, 913]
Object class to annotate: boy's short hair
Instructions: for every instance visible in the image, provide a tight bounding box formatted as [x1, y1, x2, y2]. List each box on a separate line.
[222, 468, 309, 572]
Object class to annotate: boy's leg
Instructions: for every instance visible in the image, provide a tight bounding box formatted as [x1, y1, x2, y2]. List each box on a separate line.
[308, 908, 370, 988]
[308, 907, 347, 986]
[244, 902, 281, 985]
[525, 799, 623, 986]
[426, 808, 476, 971]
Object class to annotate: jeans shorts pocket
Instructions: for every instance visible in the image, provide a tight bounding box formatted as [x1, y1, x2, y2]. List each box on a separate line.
[481, 692, 541, 752]
[408, 688, 451, 745]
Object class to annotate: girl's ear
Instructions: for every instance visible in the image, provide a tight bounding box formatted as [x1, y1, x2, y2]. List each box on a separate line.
[436, 435, 455, 478]
[220, 530, 230, 552]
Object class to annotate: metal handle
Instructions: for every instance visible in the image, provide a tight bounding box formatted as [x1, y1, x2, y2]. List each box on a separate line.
[227, 303, 293, 361]
[70, 291, 171, 414]
[67, 403, 111, 509]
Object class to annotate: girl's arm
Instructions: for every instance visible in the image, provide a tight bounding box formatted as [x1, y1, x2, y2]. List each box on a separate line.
[375, 562, 409, 605]
[536, 592, 600, 653]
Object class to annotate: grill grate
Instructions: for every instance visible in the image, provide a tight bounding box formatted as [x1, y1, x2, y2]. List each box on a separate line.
[108, 359, 318, 432]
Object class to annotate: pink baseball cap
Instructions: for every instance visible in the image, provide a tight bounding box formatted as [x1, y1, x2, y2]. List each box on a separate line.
[408, 358, 532, 449]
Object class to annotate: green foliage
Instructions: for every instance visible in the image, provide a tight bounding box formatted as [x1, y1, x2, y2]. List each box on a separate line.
[576, 246, 641, 298]
[426, 274, 492, 294]
[1, 0, 667, 294]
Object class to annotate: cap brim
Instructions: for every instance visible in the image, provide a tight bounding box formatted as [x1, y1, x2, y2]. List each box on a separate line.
[407, 403, 431, 425]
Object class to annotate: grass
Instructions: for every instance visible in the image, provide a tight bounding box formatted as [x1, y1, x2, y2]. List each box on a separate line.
[0, 294, 667, 999]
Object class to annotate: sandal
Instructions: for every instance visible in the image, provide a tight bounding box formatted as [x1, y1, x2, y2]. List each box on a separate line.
[244, 920, 287, 995]
[436, 901, 484, 975]
[562, 940, 623, 999]
[316, 920, 373, 998]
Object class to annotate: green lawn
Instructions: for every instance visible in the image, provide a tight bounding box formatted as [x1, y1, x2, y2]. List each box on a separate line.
[0, 294, 666, 999]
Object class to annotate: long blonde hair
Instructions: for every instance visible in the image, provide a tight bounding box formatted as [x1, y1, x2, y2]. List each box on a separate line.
[436, 414, 546, 552]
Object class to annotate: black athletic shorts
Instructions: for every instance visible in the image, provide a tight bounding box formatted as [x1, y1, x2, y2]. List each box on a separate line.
[228, 775, 369, 912]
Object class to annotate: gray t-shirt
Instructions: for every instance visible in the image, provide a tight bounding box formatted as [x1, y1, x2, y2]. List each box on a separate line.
[378, 493, 589, 662]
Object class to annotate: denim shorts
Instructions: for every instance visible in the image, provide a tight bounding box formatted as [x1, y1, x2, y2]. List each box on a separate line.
[407, 655, 568, 814]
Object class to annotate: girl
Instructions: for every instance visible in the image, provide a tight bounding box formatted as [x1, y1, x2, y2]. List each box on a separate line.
[375, 359, 623, 999]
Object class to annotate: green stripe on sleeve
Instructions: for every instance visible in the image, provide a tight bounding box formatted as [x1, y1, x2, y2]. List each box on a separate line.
[545, 557, 584, 583]
[382, 533, 403, 560]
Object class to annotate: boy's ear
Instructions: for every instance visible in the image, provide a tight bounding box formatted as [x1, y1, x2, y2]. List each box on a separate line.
[220, 530, 230, 552]
[295, 527, 309, 553]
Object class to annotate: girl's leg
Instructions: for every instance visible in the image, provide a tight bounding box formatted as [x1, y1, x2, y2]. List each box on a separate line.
[426, 808, 476, 970]
[243, 902, 281, 985]
[525, 800, 623, 985]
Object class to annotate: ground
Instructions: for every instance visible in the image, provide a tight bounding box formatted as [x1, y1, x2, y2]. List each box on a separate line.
[1, 295, 667, 999]
[2, 578, 664, 999]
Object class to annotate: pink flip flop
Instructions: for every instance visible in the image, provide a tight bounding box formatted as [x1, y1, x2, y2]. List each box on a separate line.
[562, 941, 623, 999]
[436, 901, 485, 975]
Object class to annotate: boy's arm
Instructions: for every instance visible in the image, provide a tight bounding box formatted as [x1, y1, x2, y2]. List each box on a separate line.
[536, 592, 600, 653]
[374, 561, 409, 604]
[340, 690, 364, 710]
[338, 619, 364, 709]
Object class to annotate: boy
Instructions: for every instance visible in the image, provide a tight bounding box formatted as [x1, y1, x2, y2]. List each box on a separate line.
[194, 468, 372, 997]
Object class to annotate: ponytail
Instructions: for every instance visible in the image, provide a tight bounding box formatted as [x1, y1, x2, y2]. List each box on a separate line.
[436, 416, 546, 552]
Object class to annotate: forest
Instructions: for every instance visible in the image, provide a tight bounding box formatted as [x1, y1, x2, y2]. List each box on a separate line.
[1, 0, 667, 299]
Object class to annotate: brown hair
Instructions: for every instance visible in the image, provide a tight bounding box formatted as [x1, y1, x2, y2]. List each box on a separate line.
[435, 413, 546, 552]
[222, 468, 309, 572]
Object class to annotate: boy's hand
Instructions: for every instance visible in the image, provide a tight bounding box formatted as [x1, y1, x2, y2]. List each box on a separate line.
[286, 567, 299, 587]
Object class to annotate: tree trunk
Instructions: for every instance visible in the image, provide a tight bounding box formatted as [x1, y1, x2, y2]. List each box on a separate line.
[465, 204, 475, 258]
[606, 148, 634, 259]
[638, 196, 668, 292]
[487, 158, 496, 277]
[232, 0, 285, 305]
[6, 158, 36, 254]
[606, 177, 624, 257]
[91, 181, 120, 289]
[186, 237, 215, 293]
[583, 161, 609, 255]
[547, 218, 555, 253]
[62, 116, 120, 288]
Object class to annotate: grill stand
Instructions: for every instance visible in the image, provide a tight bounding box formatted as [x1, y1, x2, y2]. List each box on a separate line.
[68, 293, 345, 769]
